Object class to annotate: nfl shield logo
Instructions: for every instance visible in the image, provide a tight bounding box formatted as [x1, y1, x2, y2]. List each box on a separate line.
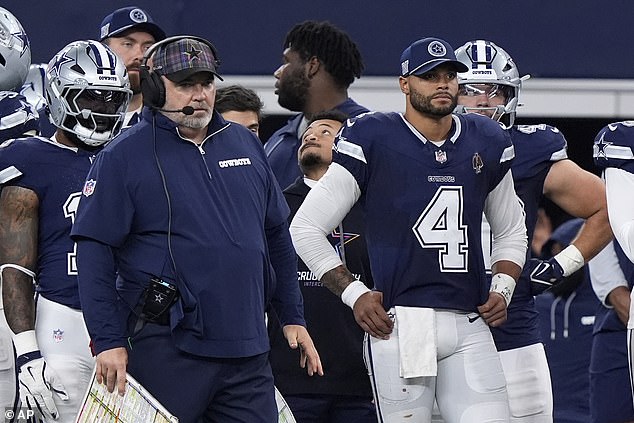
[83, 179, 96, 197]
[435, 150, 447, 163]
[53, 329, 64, 343]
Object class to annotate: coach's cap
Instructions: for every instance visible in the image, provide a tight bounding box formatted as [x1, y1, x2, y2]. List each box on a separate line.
[99, 6, 166, 42]
[152, 37, 223, 83]
[400, 37, 468, 77]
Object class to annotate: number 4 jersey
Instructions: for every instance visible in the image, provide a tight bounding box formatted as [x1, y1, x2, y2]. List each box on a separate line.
[0, 136, 97, 309]
[333, 112, 517, 311]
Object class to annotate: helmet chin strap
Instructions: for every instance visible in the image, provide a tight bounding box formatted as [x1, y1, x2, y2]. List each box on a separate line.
[73, 122, 112, 147]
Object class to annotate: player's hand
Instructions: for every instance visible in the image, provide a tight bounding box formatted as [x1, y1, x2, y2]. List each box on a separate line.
[282, 325, 324, 376]
[607, 286, 631, 326]
[96, 347, 128, 396]
[477, 292, 507, 327]
[353, 291, 393, 339]
[527, 257, 565, 295]
[16, 351, 69, 420]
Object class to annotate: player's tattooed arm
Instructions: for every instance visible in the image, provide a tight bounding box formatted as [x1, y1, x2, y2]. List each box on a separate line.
[320, 265, 357, 297]
[0, 186, 39, 334]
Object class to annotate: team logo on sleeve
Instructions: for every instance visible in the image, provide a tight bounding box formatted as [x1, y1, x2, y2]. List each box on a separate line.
[593, 133, 612, 160]
[472, 153, 484, 174]
[82, 179, 97, 196]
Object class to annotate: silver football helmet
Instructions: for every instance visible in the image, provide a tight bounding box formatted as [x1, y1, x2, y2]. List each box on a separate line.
[45, 40, 131, 146]
[19, 63, 47, 110]
[454, 40, 528, 128]
[0, 7, 31, 91]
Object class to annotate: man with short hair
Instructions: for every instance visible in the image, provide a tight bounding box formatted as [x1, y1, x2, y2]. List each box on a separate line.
[99, 6, 166, 127]
[290, 36, 528, 422]
[264, 20, 367, 190]
[269, 110, 376, 422]
[215, 84, 264, 136]
[71, 36, 322, 422]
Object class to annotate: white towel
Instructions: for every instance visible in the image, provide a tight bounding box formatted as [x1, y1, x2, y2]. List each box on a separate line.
[395, 306, 437, 378]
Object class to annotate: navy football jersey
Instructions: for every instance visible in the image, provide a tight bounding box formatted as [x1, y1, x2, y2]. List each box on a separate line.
[593, 121, 634, 172]
[486, 124, 568, 351]
[333, 112, 513, 312]
[0, 136, 97, 309]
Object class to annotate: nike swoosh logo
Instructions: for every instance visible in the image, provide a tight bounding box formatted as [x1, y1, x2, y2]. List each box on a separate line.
[468, 315, 480, 323]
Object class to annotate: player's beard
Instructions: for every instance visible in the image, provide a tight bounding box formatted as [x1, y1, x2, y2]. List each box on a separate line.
[277, 67, 309, 112]
[128, 71, 142, 95]
[410, 90, 457, 118]
[299, 151, 328, 174]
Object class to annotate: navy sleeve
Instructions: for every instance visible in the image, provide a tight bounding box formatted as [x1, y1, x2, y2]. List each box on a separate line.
[267, 221, 305, 327]
[76, 237, 128, 354]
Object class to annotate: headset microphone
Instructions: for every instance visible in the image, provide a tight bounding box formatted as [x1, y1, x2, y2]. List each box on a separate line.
[152, 106, 195, 115]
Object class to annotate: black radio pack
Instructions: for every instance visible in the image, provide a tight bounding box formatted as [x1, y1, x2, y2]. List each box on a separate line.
[141, 276, 179, 325]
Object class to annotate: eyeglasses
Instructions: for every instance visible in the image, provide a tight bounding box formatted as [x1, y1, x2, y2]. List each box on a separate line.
[458, 83, 510, 100]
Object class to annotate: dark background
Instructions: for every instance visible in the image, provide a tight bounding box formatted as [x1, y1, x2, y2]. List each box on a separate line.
[6, 0, 634, 79]
[6, 1, 626, 226]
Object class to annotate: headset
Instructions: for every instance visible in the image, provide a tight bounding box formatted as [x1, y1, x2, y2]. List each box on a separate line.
[139, 35, 221, 109]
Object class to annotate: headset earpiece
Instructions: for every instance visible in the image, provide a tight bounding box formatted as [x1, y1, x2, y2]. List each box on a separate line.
[140, 35, 221, 110]
[139, 64, 166, 108]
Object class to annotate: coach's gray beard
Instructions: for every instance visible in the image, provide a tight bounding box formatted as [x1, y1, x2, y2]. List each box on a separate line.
[179, 112, 212, 129]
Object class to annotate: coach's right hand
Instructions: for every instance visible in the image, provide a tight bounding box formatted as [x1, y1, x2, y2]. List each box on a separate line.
[96, 347, 128, 396]
[352, 291, 393, 340]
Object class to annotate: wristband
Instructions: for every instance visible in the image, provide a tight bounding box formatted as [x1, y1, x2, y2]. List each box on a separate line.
[553, 244, 584, 277]
[490, 273, 516, 306]
[341, 280, 371, 309]
[12, 329, 39, 357]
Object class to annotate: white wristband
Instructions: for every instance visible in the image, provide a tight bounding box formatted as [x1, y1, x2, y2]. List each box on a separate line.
[12, 329, 39, 356]
[490, 273, 516, 306]
[341, 280, 371, 309]
[554, 244, 584, 277]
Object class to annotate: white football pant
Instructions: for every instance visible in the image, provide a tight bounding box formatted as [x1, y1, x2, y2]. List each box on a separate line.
[34, 296, 94, 422]
[499, 343, 553, 422]
[365, 309, 509, 422]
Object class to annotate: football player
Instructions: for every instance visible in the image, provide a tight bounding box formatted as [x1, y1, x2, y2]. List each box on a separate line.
[0, 40, 131, 422]
[0, 6, 32, 413]
[455, 39, 612, 422]
[592, 120, 634, 421]
[290, 36, 527, 422]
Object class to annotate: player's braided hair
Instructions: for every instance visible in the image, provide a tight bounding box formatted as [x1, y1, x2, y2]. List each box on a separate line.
[284, 20, 364, 89]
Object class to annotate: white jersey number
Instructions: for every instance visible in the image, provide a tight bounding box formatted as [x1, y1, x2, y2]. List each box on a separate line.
[63, 192, 82, 275]
[413, 186, 468, 272]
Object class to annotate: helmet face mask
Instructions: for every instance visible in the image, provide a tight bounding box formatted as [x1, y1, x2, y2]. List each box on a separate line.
[454, 40, 522, 128]
[0, 7, 31, 91]
[45, 40, 131, 147]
